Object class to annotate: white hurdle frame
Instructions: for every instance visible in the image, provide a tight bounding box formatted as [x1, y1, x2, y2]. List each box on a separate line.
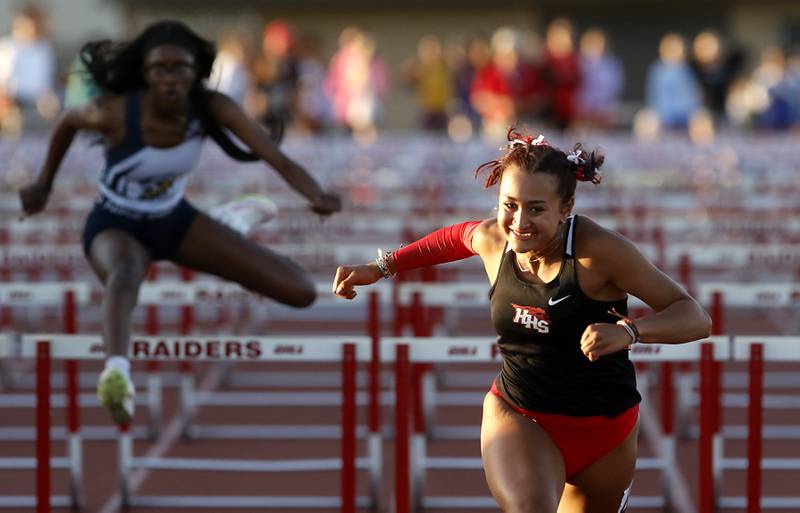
[16, 333, 376, 512]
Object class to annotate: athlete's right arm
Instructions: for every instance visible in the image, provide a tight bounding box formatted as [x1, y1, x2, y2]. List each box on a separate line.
[19, 98, 117, 216]
[332, 220, 491, 300]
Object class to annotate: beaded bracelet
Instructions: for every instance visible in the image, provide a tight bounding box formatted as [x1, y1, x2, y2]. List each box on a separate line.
[608, 307, 640, 350]
[375, 249, 396, 279]
[616, 319, 639, 349]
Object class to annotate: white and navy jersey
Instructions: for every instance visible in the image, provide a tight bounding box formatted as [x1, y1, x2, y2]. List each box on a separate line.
[490, 215, 640, 417]
[98, 93, 205, 215]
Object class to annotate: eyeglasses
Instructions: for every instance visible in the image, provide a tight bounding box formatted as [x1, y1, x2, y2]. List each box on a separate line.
[144, 62, 196, 79]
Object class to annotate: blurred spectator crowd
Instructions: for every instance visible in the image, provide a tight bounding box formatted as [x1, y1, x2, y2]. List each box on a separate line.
[2, 4, 800, 141]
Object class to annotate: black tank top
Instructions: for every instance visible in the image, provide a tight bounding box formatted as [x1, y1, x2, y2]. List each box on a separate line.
[490, 215, 640, 417]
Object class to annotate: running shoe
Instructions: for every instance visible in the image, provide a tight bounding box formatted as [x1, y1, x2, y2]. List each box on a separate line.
[97, 366, 135, 426]
[209, 194, 279, 236]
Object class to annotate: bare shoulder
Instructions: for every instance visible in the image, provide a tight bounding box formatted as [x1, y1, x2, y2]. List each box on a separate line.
[574, 215, 642, 272]
[472, 218, 504, 257]
[70, 95, 124, 133]
[471, 218, 507, 284]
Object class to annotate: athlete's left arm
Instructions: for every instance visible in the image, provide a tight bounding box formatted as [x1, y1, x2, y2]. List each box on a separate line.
[593, 229, 712, 345]
[209, 92, 341, 215]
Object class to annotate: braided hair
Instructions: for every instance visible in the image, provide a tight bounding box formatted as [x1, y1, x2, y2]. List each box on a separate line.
[80, 20, 267, 161]
[475, 127, 604, 203]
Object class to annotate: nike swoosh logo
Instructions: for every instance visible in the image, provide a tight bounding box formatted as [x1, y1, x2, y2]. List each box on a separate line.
[548, 295, 571, 306]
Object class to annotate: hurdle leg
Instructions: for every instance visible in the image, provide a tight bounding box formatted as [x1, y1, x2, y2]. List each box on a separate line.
[367, 291, 382, 511]
[395, 344, 411, 513]
[746, 344, 763, 513]
[421, 368, 436, 437]
[341, 343, 356, 513]
[367, 431, 382, 511]
[659, 361, 675, 511]
[145, 303, 162, 440]
[146, 364, 162, 440]
[712, 360, 723, 503]
[36, 341, 51, 513]
[62, 291, 85, 509]
[699, 343, 715, 513]
[676, 371, 694, 440]
[65, 359, 85, 510]
[179, 362, 195, 439]
[179, 301, 196, 439]
[118, 425, 133, 509]
[411, 364, 427, 511]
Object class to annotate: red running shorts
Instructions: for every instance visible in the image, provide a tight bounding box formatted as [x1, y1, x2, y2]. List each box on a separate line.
[490, 380, 639, 477]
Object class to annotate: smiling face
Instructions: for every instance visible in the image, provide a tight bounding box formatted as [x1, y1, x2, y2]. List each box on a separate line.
[143, 44, 197, 112]
[497, 165, 573, 255]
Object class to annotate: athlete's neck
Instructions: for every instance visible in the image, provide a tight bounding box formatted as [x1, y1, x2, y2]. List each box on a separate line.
[141, 90, 189, 122]
[516, 225, 564, 274]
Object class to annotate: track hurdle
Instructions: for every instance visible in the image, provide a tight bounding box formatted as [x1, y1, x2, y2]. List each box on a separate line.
[632, 338, 729, 513]
[382, 336, 727, 512]
[138, 282, 387, 443]
[0, 335, 83, 510]
[674, 283, 800, 441]
[0, 283, 87, 510]
[19, 333, 376, 511]
[718, 336, 800, 511]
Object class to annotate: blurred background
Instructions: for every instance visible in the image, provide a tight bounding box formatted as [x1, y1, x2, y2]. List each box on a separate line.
[1, 0, 800, 138]
[1, 0, 799, 330]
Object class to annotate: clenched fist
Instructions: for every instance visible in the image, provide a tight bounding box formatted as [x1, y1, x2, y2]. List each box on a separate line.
[579, 322, 634, 361]
[19, 181, 52, 216]
[331, 263, 383, 300]
[311, 192, 342, 216]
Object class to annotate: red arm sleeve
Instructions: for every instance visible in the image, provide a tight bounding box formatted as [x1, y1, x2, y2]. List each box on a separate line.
[392, 221, 480, 273]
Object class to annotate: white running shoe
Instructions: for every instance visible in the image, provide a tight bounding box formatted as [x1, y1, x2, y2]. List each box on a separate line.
[209, 194, 279, 236]
[97, 366, 135, 426]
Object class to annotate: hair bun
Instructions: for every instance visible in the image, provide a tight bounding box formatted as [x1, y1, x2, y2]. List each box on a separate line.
[569, 145, 603, 184]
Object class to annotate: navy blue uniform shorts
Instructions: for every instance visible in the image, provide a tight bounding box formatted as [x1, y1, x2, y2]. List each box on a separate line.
[82, 197, 199, 261]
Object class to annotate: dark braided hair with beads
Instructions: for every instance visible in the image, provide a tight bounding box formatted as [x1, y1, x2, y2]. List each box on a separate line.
[475, 127, 604, 203]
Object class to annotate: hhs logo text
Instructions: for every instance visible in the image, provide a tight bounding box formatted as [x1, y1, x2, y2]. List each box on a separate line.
[511, 304, 551, 334]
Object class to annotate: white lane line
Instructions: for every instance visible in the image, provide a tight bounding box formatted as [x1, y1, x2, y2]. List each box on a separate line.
[639, 383, 695, 513]
[97, 364, 225, 513]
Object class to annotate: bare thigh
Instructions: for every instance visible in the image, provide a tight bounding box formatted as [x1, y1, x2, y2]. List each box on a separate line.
[86, 229, 151, 285]
[481, 392, 566, 513]
[86, 230, 151, 356]
[173, 211, 316, 308]
[558, 418, 639, 513]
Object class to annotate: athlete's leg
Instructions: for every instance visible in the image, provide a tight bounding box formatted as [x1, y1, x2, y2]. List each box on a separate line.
[87, 230, 152, 356]
[481, 393, 566, 513]
[86, 230, 151, 425]
[173, 211, 316, 307]
[558, 420, 639, 513]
